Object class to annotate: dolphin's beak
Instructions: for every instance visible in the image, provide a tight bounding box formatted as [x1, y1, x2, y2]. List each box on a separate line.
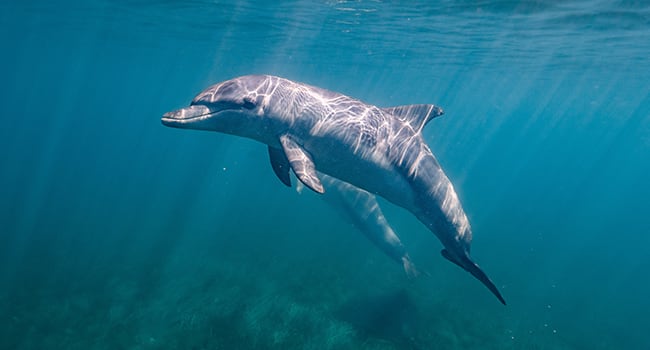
[161, 105, 213, 127]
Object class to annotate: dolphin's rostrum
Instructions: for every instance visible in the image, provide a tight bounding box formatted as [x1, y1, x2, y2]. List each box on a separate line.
[162, 75, 506, 305]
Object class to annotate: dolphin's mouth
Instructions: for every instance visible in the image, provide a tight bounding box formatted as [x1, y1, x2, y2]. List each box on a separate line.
[161, 105, 220, 126]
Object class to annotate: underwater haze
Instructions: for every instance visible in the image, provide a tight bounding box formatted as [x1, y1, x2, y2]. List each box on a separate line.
[1, 0, 649, 349]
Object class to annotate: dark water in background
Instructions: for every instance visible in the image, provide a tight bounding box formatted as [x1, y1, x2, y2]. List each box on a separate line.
[1, 1, 649, 349]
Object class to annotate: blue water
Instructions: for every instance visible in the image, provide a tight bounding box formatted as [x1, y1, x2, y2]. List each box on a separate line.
[1, 1, 649, 349]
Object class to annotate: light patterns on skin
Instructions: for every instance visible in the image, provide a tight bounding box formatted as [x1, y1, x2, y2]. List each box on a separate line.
[163, 74, 506, 304]
[191, 75, 470, 241]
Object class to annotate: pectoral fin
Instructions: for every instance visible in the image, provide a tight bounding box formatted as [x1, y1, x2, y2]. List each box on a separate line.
[279, 135, 324, 194]
[268, 146, 292, 187]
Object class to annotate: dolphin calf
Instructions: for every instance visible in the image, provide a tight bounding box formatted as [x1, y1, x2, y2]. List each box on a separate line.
[162, 75, 506, 305]
[305, 173, 421, 279]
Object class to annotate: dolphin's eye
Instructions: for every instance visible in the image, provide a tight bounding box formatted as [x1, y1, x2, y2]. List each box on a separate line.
[242, 98, 256, 110]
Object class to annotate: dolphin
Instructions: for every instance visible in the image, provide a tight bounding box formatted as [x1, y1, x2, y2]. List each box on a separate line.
[162, 74, 506, 305]
[305, 173, 421, 279]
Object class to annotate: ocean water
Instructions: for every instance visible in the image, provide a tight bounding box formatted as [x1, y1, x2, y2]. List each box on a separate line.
[1, 1, 649, 349]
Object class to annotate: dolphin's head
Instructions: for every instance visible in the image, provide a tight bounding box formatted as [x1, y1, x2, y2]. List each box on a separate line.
[162, 75, 268, 136]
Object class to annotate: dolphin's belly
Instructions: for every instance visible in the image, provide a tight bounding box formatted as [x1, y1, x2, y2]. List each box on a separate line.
[302, 136, 416, 210]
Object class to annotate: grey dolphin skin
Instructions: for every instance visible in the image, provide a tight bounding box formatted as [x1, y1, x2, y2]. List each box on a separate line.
[305, 174, 421, 279]
[162, 75, 506, 305]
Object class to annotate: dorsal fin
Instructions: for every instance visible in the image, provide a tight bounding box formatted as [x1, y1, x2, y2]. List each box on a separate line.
[382, 104, 444, 132]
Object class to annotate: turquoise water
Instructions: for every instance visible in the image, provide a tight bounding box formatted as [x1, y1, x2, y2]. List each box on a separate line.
[1, 1, 649, 349]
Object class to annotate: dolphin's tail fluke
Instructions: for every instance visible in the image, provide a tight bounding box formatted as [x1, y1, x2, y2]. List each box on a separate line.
[441, 249, 506, 305]
[402, 255, 425, 279]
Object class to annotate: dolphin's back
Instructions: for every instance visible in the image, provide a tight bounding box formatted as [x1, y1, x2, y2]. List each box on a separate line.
[259, 76, 474, 247]
[162, 74, 504, 304]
